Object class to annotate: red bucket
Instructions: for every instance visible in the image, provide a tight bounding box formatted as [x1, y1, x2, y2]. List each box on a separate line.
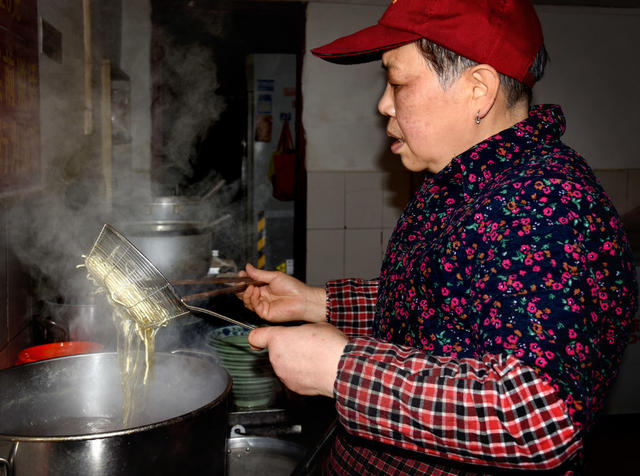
[15, 341, 104, 365]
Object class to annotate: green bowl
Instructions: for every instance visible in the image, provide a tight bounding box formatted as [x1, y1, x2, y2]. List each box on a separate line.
[210, 325, 249, 339]
[232, 395, 275, 409]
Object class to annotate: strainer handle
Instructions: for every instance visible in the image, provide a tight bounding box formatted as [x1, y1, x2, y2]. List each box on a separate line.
[185, 305, 257, 330]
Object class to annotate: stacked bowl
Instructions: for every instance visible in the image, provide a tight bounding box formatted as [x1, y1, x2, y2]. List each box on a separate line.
[207, 325, 281, 409]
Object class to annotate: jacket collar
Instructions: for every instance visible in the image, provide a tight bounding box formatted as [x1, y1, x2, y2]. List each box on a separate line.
[425, 104, 566, 199]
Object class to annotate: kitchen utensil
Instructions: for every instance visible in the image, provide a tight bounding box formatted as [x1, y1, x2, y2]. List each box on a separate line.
[15, 341, 104, 365]
[0, 352, 230, 475]
[227, 436, 306, 476]
[83, 224, 257, 330]
[175, 276, 266, 303]
[200, 178, 226, 202]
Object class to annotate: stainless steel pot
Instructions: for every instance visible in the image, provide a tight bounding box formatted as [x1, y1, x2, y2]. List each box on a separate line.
[0, 352, 231, 475]
[118, 221, 213, 281]
[227, 436, 306, 476]
[134, 181, 225, 223]
[136, 196, 208, 222]
[44, 298, 117, 347]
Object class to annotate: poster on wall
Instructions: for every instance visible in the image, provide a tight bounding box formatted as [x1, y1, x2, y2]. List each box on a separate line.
[0, 0, 40, 197]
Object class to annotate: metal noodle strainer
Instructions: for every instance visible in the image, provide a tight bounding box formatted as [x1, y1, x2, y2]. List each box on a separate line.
[84, 224, 256, 330]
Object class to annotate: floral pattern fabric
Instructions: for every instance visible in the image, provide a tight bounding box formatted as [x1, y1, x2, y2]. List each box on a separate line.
[374, 104, 638, 431]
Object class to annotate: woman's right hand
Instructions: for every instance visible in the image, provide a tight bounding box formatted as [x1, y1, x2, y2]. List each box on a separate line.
[238, 263, 327, 324]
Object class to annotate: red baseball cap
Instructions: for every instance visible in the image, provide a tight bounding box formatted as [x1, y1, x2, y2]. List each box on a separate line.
[311, 0, 544, 87]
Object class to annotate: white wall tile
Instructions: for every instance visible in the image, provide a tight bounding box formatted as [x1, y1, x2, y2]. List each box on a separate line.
[345, 229, 383, 279]
[345, 172, 383, 229]
[303, 3, 389, 172]
[345, 188, 382, 229]
[345, 172, 384, 191]
[307, 172, 345, 229]
[306, 229, 344, 286]
[534, 7, 640, 169]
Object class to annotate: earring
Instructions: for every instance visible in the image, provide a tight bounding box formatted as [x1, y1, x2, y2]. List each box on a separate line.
[475, 112, 481, 125]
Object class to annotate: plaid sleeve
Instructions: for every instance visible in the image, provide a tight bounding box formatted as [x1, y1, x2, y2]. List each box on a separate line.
[334, 337, 581, 471]
[326, 278, 378, 338]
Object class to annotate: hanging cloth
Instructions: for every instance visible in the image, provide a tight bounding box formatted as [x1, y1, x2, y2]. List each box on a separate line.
[268, 119, 296, 201]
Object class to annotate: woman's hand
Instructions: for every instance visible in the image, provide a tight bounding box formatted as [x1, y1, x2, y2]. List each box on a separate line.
[238, 263, 327, 323]
[248, 322, 348, 397]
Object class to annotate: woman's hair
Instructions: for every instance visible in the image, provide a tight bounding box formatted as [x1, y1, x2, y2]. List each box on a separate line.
[417, 38, 548, 108]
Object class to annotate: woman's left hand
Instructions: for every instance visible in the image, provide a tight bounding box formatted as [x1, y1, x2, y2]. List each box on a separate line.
[248, 322, 348, 398]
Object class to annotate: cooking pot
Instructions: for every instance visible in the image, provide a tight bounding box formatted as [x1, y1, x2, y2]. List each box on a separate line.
[135, 196, 208, 222]
[43, 298, 116, 347]
[0, 352, 231, 475]
[132, 180, 226, 223]
[227, 436, 306, 476]
[117, 221, 213, 281]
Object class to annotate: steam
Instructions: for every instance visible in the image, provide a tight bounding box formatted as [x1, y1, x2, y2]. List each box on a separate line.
[152, 36, 226, 194]
[7, 25, 237, 309]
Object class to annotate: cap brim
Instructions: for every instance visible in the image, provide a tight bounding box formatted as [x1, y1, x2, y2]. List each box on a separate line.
[311, 24, 421, 64]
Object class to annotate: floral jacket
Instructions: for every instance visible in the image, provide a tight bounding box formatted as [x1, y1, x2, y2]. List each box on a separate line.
[324, 105, 638, 475]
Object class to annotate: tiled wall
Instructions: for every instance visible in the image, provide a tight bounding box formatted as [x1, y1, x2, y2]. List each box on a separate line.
[306, 168, 640, 286]
[306, 170, 414, 286]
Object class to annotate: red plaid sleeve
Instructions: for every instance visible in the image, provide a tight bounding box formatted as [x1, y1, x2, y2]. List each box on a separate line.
[326, 278, 378, 338]
[334, 337, 581, 471]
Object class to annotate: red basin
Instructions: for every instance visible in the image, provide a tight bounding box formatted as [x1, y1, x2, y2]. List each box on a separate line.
[15, 341, 104, 365]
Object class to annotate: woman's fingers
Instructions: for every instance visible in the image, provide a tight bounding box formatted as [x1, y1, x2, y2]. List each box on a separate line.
[244, 263, 278, 283]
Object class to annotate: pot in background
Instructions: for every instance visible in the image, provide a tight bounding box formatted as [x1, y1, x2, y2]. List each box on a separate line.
[227, 436, 306, 476]
[0, 352, 231, 475]
[44, 297, 117, 347]
[117, 221, 213, 281]
[130, 181, 226, 223]
[135, 196, 208, 222]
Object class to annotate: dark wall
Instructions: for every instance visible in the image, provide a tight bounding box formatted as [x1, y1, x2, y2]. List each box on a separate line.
[150, 0, 306, 196]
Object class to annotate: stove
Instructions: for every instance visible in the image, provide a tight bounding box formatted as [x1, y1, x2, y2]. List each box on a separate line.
[224, 401, 337, 476]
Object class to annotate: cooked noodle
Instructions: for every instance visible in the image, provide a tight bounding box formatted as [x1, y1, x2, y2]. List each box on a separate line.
[83, 252, 168, 427]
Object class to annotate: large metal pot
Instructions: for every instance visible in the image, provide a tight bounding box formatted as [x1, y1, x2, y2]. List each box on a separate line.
[135, 196, 208, 222]
[131, 180, 226, 223]
[118, 221, 214, 281]
[0, 352, 231, 475]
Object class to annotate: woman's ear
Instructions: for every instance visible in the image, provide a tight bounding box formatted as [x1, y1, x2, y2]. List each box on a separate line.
[468, 64, 501, 120]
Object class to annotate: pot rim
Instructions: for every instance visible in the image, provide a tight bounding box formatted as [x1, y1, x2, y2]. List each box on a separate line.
[150, 196, 203, 205]
[0, 351, 231, 442]
[15, 341, 105, 365]
[118, 220, 214, 235]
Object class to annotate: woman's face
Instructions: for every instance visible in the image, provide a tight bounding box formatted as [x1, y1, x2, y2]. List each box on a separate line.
[378, 43, 476, 174]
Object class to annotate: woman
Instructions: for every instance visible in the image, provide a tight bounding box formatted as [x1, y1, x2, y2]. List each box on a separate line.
[240, 0, 637, 474]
